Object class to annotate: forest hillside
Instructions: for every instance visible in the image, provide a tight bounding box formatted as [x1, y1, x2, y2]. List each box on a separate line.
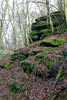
[0, 11, 67, 100]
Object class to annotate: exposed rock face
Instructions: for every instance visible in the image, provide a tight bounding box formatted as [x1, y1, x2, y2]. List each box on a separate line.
[30, 11, 65, 42]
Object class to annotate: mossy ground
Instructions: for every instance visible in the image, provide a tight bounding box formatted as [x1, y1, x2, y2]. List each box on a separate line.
[39, 38, 66, 47]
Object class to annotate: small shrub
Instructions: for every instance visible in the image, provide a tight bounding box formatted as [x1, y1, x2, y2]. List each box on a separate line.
[21, 60, 36, 73]
[45, 56, 58, 69]
[9, 81, 22, 93]
[18, 54, 25, 61]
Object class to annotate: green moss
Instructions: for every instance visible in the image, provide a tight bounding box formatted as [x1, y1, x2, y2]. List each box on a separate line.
[18, 54, 25, 61]
[4, 64, 11, 68]
[20, 60, 36, 73]
[56, 67, 62, 80]
[31, 29, 51, 41]
[35, 54, 44, 61]
[11, 54, 17, 61]
[40, 29, 51, 39]
[40, 29, 51, 33]
[39, 38, 66, 47]
[32, 21, 48, 30]
[11, 53, 26, 63]
[40, 47, 56, 53]
[9, 81, 23, 93]
[66, 28, 67, 32]
[31, 30, 40, 35]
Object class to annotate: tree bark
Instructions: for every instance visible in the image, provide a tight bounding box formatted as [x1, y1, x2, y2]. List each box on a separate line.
[65, 0, 67, 23]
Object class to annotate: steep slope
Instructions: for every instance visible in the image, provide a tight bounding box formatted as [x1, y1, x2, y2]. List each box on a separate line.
[0, 33, 67, 100]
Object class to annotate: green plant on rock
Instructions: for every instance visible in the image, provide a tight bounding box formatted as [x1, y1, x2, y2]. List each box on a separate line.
[20, 60, 36, 73]
[39, 38, 66, 47]
[9, 81, 23, 93]
[35, 54, 44, 61]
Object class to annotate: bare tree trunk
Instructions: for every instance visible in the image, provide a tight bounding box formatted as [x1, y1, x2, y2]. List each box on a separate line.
[65, 0, 67, 23]
[58, 0, 63, 11]
[50, 16, 55, 33]
[46, 0, 50, 27]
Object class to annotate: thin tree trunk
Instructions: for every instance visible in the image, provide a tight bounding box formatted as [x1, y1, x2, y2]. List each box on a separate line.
[46, 0, 50, 27]
[50, 16, 55, 33]
[65, 0, 67, 23]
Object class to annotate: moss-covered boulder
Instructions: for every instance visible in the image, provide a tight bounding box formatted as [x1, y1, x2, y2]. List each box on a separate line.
[39, 38, 66, 47]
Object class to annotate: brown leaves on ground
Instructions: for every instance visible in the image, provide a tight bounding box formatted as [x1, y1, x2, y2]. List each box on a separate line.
[0, 33, 67, 100]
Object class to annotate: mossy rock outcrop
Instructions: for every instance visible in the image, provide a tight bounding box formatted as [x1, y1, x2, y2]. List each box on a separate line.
[32, 22, 49, 31]
[30, 11, 65, 42]
[31, 29, 51, 41]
